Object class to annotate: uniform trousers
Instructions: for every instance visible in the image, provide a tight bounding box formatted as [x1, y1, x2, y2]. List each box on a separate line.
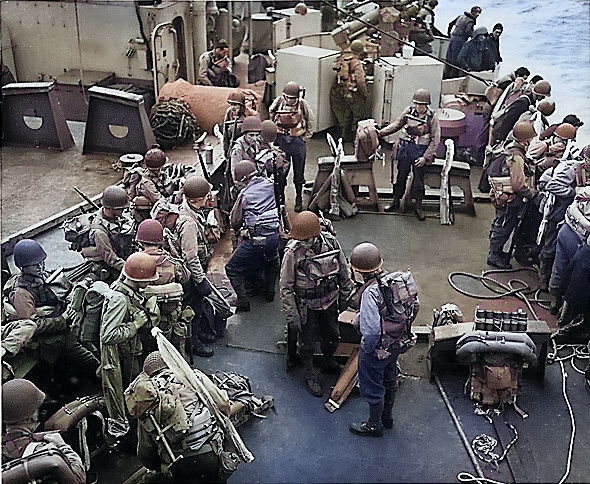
[358, 347, 400, 406]
[276, 134, 306, 187]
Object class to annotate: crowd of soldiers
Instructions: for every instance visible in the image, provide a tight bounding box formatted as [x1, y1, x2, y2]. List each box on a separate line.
[3, 13, 590, 477]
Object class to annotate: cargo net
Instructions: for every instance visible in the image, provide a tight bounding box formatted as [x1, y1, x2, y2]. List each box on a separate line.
[150, 98, 203, 149]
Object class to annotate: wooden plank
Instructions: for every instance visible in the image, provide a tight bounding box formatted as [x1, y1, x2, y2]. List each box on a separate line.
[325, 346, 359, 413]
[433, 322, 475, 342]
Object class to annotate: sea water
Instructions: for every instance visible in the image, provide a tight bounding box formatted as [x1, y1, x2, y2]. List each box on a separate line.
[437, 0, 590, 147]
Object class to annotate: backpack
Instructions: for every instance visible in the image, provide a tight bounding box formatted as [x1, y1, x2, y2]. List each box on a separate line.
[62, 212, 100, 252]
[478, 142, 508, 193]
[293, 234, 342, 300]
[1, 445, 81, 484]
[375, 270, 419, 352]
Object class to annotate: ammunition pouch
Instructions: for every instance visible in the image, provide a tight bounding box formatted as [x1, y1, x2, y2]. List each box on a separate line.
[295, 277, 338, 300]
[489, 176, 514, 207]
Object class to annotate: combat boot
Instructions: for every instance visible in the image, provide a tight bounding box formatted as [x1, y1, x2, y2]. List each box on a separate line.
[414, 200, 426, 221]
[236, 299, 251, 312]
[549, 292, 562, 316]
[194, 342, 214, 357]
[381, 389, 396, 429]
[487, 251, 512, 269]
[538, 259, 551, 291]
[303, 358, 322, 396]
[294, 184, 303, 213]
[350, 401, 384, 437]
[384, 195, 400, 213]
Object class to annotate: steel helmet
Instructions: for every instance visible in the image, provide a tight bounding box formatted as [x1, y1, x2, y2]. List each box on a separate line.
[512, 120, 537, 142]
[349, 40, 365, 54]
[294, 3, 307, 15]
[122, 252, 159, 282]
[136, 219, 164, 245]
[102, 185, 129, 209]
[532, 80, 551, 97]
[143, 351, 168, 377]
[473, 26, 488, 37]
[241, 116, 263, 132]
[412, 89, 431, 105]
[183, 176, 211, 199]
[144, 146, 167, 169]
[554, 123, 577, 140]
[133, 195, 152, 210]
[227, 90, 245, 105]
[13, 239, 47, 268]
[283, 81, 301, 98]
[290, 211, 321, 240]
[2, 379, 45, 424]
[261, 120, 278, 143]
[350, 242, 383, 273]
[537, 100, 555, 116]
[233, 160, 257, 182]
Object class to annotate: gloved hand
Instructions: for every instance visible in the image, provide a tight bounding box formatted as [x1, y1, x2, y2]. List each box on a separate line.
[195, 278, 213, 297]
[132, 311, 149, 330]
[42, 432, 66, 446]
[414, 157, 426, 167]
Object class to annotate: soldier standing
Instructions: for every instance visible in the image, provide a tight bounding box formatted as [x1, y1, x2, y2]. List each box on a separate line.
[125, 352, 236, 483]
[222, 91, 258, 158]
[378, 89, 441, 220]
[269, 81, 316, 212]
[100, 252, 158, 440]
[348, 243, 419, 437]
[6, 239, 99, 381]
[151, 200, 215, 357]
[486, 121, 538, 269]
[330, 39, 369, 143]
[230, 116, 265, 174]
[2, 379, 86, 484]
[82, 185, 135, 281]
[279, 211, 353, 396]
[259, 120, 291, 206]
[225, 161, 281, 312]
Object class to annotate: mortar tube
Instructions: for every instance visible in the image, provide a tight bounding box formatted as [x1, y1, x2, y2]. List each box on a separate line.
[434, 375, 485, 479]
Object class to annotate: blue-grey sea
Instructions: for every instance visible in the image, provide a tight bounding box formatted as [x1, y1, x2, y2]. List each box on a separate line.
[437, 0, 590, 146]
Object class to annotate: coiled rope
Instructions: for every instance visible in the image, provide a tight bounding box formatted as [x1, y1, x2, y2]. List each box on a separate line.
[447, 268, 551, 321]
[150, 98, 203, 149]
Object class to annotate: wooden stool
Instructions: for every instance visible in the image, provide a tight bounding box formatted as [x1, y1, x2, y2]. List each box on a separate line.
[424, 158, 475, 215]
[312, 155, 380, 211]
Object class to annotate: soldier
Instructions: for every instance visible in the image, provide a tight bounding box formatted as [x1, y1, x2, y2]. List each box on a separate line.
[6, 239, 99, 381]
[137, 219, 193, 359]
[445, 6, 482, 79]
[536, 146, 589, 288]
[125, 352, 236, 483]
[81, 185, 135, 281]
[179, 175, 222, 270]
[269, 81, 316, 212]
[151, 200, 215, 357]
[222, 90, 258, 158]
[128, 145, 176, 221]
[279, 211, 353, 396]
[486, 121, 538, 269]
[330, 39, 369, 143]
[225, 161, 281, 312]
[529, 123, 577, 174]
[548, 186, 590, 314]
[490, 79, 551, 145]
[100, 252, 159, 440]
[259, 120, 291, 206]
[230, 116, 265, 174]
[1, 379, 86, 484]
[348, 243, 419, 437]
[378, 89, 441, 220]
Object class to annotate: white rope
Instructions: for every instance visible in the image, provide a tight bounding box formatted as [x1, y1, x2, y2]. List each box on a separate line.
[554, 340, 577, 484]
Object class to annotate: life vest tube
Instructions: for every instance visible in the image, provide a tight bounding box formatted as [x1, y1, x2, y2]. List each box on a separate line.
[456, 331, 537, 365]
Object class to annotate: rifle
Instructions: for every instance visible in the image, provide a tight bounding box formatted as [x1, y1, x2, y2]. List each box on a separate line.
[272, 150, 291, 232]
[73, 187, 100, 210]
[327, 134, 344, 219]
[192, 132, 212, 184]
[440, 139, 454, 225]
[148, 413, 183, 470]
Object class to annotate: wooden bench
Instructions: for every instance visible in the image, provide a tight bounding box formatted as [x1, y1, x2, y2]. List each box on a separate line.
[423, 158, 475, 215]
[312, 155, 381, 211]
